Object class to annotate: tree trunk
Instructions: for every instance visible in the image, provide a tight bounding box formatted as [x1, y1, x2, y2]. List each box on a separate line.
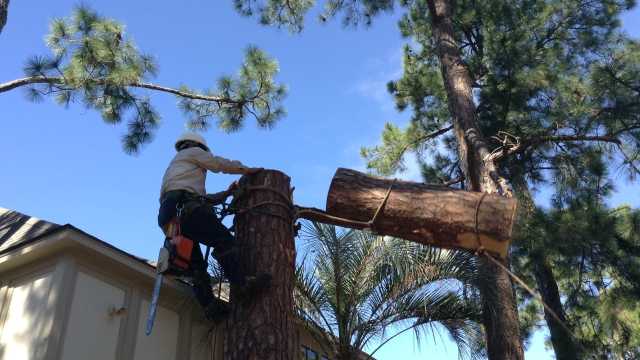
[512, 174, 580, 359]
[425, 0, 524, 358]
[223, 170, 295, 360]
[299, 168, 516, 259]
[533, 261, 580, 360]
[0, 0, 8, 34]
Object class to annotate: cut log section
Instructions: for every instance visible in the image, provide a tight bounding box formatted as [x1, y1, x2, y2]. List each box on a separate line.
[307, 168, 516, 259]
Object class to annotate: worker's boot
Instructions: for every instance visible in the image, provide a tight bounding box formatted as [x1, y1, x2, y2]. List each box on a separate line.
[191, 266, 215, 299]
[204, 298, 229, 325]
[231, 273, 273, 300]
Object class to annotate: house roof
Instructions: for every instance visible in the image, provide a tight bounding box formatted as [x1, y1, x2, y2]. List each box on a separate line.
[0, 206, 62, 254]
[0, 206, 203, 293]
[0, 206, 158, 269]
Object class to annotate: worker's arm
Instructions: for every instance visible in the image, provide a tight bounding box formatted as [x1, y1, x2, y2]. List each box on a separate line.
[206, 181, 238, 203]
[189, 148, 261, 175]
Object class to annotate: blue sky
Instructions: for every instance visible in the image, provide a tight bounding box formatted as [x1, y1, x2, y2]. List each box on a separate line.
[1, 1, 639, 359]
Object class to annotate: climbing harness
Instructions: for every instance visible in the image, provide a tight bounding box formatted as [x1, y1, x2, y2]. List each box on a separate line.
[157, 203, 196, 277]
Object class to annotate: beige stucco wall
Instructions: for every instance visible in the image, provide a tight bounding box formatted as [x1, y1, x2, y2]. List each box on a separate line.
[0, 230, 206, 360]
[0, 228, 374, 360]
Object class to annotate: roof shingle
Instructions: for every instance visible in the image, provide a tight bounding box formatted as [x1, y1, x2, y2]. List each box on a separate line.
[0, 207, 61, 253]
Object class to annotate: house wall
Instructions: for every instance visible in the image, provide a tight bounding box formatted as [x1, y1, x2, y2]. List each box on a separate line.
[0, 232, 208, 360]
[0, 265, 55, 360]
[0, 229, 374, 360]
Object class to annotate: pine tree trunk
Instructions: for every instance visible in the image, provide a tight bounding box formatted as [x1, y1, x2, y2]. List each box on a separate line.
[533, 261, 580, 360]
[480, 255, 524, 360]
[300, 168, 516, 259]
[512, 175, 581, 360]
[0, 0, 9, 34]
[223, 170, 296, 360]
[425, 0, 524, 358]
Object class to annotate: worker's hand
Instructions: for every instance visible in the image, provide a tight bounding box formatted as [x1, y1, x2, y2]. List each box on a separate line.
[227, 180, 238, 192]
[225, 180, 238, 197]
[246, 167, 263, 174]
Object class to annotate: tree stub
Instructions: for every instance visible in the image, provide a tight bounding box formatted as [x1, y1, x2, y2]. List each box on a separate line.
[223, 169, 295, 360]
[320, 168, 516, 259]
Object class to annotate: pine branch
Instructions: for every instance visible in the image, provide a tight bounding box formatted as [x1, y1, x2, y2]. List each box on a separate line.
[0, 76, 251, 104]
[616, 143, 640, 177]
[362, 124, 453, 176]
[603, 67, 640, 93]
[390, 124, 453, 161]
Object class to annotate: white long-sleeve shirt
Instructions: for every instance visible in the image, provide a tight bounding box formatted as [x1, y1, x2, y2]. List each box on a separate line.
[159, 147, 251, 202]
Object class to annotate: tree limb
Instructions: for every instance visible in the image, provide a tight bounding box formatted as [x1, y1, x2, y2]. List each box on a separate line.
[489, 134, 623, 163]
[442, 176, 464, 186]
[363, 124, 453, 175]
[0, 75, 249, 104]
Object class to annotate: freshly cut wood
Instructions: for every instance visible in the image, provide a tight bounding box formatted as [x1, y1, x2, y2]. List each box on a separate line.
[224, 169, 295, 360]
[322, 168, 516, 259]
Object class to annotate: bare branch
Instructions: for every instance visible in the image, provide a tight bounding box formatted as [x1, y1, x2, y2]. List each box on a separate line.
[489, 134, 623, 162]
[442, 176, 464, 186]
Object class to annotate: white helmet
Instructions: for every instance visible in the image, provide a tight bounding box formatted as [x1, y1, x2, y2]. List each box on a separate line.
[174, 132, 210, 152]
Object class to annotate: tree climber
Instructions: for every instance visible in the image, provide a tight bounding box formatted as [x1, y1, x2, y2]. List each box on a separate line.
[158, 132, 272, 323]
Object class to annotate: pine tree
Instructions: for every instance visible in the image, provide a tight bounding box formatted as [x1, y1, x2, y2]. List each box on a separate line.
[229, 0, 640, 357]
[512, 179, 640, 358]
[366, 0, 640, 357]
[0, 4, 288, 154]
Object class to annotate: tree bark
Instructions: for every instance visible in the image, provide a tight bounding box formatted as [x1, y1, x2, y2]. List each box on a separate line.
[304, 168, 516, 259]
[0, 0, 8, 35]
[512, 174, 580, 359]
[223, 169, 295, 360]
[533, 261, 580, 360]
[425, 0, 524, 358]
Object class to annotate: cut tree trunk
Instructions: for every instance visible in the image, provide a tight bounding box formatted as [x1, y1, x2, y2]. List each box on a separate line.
[223, 169, 295, 360]
[299, 168, 516, 259]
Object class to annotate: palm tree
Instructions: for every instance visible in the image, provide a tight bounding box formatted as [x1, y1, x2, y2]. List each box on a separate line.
[294, 221, 487, 360]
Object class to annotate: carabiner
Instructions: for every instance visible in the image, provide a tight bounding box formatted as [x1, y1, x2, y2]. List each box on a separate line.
[175, 203, 184, 218]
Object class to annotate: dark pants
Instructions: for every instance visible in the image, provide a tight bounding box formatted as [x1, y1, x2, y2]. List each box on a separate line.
[158, 197, 246, 307]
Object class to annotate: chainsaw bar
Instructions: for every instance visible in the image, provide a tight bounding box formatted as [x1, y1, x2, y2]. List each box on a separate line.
[146, 272, 163, 335]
